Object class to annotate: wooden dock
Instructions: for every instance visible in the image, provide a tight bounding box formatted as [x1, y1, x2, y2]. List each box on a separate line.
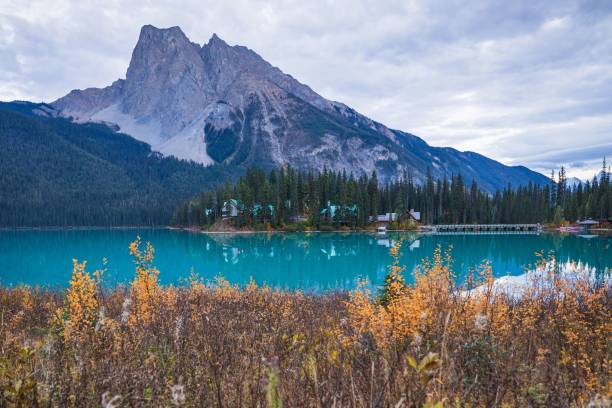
[427, 224, 541, 234]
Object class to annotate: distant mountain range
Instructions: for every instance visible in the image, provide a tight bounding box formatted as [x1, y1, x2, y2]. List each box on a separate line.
[567, 172, 607, 188]
[567, 177, 583, 189]
[48, 24, 549, 192]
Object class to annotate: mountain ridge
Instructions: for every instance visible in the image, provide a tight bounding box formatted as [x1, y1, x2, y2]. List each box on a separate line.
[52, 24, 549, 192]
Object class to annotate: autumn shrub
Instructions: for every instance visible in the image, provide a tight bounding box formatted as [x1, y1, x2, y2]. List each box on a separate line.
[0, 238, 609, 407]
[55, 259, 103, 342]
[128, 236, 162, 326]
[344, 247, 611, 407]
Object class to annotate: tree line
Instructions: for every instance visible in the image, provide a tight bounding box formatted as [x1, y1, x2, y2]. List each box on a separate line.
[173, 158, 611, 228]
[0, 108, 239, 227]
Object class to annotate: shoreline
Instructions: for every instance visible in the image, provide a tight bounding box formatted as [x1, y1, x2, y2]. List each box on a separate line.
[1, 225, 610, 235]
[0, 225, 160, 231]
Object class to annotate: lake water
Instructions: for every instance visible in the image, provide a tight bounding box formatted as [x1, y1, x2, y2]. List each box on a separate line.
[0, 229, 609, 291]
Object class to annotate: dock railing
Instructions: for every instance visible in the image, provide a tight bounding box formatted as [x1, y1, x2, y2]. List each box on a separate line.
[426, 224, 541, 234]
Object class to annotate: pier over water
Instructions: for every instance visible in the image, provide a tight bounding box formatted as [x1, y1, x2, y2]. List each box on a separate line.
[427, 224, 542, 234]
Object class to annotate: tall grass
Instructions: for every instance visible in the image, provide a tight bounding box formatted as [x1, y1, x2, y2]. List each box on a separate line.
[0, 238, 609, 407]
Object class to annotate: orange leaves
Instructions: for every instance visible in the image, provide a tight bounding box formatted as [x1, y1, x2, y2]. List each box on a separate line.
[347, 245, 460, 350]
[5, 237, 608, 406]
[345, 280, 376, 340]
[61, 259, 101, 342]
[129, 236, 161, 326]
[344, 244, 611, 401]
[379, 240, 409, 306]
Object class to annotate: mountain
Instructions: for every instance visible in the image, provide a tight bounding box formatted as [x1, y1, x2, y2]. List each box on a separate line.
[0, 101, 237, 227]
[567, 177, 583, 189]
[52, 25, 549, 192]
[567, 171, 608, 189]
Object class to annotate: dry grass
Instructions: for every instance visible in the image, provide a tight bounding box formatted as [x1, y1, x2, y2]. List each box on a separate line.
[0, 239, 610, 407]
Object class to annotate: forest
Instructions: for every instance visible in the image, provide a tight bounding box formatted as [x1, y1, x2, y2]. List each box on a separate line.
[1, 104, 609, 229]
[173, 160, 611, 228]
[0, 108, 239, 227]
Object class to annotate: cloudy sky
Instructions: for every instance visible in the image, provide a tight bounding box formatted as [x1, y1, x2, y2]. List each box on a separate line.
[1, 0, 611, 179]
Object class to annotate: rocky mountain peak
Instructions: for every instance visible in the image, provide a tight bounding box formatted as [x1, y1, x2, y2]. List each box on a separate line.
[51, 24, 549, 191]
[122, 25, 208, 130]
[140, 24, 187, 39]
[127, 24, 202, 81]
[207, 33, 227, 46]
[132, 25, 196, 60]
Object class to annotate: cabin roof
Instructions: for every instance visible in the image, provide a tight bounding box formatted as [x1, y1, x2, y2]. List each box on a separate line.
[376, 212, 397, 222]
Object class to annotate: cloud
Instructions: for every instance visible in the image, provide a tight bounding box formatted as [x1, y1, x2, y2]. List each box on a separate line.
[1, 0, 611, 178]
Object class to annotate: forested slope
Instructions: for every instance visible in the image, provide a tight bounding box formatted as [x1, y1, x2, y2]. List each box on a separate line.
[0, 103, 238, 226]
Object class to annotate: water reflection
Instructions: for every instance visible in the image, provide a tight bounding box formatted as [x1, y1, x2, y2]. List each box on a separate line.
[0, 230, 609, 291]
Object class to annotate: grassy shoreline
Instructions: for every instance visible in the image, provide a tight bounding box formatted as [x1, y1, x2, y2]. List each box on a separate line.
[1, 239, 610, 407]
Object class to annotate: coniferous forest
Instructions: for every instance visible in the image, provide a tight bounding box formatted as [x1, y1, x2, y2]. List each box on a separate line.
[173, 161, 611, 228]
[1, 105, 609, 228]
[0, 108, 240, 227]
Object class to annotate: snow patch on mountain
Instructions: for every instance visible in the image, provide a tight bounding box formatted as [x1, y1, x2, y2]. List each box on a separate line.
[90, 104, 163, 146]
[87, 103, 215, 165]
[158, 115, 214, 165]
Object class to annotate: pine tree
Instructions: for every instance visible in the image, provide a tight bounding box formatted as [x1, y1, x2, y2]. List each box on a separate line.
[173, 157, 611, 228]
[557, 166, 567, 209]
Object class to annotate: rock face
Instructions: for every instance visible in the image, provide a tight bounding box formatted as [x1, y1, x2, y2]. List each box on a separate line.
[53, 25, 548, 191]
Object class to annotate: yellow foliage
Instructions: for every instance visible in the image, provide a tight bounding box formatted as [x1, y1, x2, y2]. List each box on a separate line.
[61, 259, 101, 342]
[3, 237, 608, 406]
[345, 244, 611, 399]
[129, 236, 161, 325]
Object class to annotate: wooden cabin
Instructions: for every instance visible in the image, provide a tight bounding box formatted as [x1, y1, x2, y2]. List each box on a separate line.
[221, 199, 241, 218]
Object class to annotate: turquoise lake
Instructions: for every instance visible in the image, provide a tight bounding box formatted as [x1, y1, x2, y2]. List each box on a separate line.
[0, 229, 609, 291]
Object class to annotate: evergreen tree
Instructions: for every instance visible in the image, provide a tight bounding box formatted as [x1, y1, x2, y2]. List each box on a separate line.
[173, 159, 611, 228]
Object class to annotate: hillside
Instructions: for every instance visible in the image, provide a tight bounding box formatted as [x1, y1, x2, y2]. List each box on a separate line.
[0, 102, 237, 226]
